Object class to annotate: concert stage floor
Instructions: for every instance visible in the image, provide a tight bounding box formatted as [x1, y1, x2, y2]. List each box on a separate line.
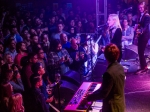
[125, 72, 150, 112]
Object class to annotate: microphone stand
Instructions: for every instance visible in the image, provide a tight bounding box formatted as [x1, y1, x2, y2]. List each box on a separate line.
[57, 81, 61, 111]
[54, 72, 62, 111]
[77, 43, 83, 83]
[89, 35, 94, 81]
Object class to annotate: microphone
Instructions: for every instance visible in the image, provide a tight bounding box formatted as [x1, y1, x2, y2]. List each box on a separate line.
[98, 23, 108, 28]
[123, 7, 132, 12]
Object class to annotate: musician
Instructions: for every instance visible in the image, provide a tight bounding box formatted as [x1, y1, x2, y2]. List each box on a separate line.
[136, 2, 150, 74]
[107, 14, 122, 62]
[86, 44, 125, 112]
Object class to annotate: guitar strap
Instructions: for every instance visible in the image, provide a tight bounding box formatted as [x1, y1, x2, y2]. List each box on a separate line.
[138, 10, 148, 25]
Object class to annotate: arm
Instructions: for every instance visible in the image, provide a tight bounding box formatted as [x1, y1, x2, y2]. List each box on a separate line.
[92, 43, 99, 55]
[10, 79, 24, 93]
[123, 27, 134, 40]
[87, 72, 113, 101]
[143, 15, 150, 33]
[63, 49, 73, 64]
[0, 12, 6, 28]
[47, 52, 56, 66]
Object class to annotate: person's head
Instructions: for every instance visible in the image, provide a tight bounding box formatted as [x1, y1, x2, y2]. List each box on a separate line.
[20, 19, 25, 25]
[0, 42, 4, 53]
[35, 18, 41, 26]
[10, 26, 18, 34]
[10, 19, 17, 26]
[107, 14, 121, 29]
[122, 18, 129, 28]
[69, 10, 74, 17]
[127, 12, 133, 21]
[57, 22, 64, 32]
[71, 38, 78, 50]
[60, 33, 68, 43]
[27, 18, 32, 26]
[37, 48, 45, 59]
[31, 62, 45, 75]
[89, 21, 95, 28]
[11, 64, 19, 71]
[24, 33, 30, 41]
[9, 93, 24, 112]
[50, 16, 56, 24]
[77, 21, 82, 27]
[22, 29, 28, 37]
[53, 39, 62, 52]
[70, 19, 75, 27]
[1, 82, 13, 98]
[13, 70, 21, 80]
[30, 75, 42, 88]
[30, 28, 37, 35]
[70, 27, 76, 34]
[104, 43, 120, 63]
[5, 69, 13, 82]
[138, 2, 146, 13]
[41, 33, 49, 43]
[0, 57, 5, 66]
[28, 53, 38, 63]
[8, 39, 16, 49]
[31, 35, 39, 44]
[16, 42, 27, 53]
[4, 53, 14, 64]
[39, 13, 44, 19]
[0, 29, 3, 38]
[116, 3, 121, 10]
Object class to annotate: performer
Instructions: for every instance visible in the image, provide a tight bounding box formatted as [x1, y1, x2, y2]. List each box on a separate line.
[86, 44, 126, 112]
[136, 2, 150, 74]
[107, 14, 122, 62]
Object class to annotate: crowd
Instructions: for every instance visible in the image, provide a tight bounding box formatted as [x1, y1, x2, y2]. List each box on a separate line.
[0, 1, 147, 112]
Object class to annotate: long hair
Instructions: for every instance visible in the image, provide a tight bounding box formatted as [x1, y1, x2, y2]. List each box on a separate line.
[109, 14, 122, 30]
[138, 1, 147, 10]
[9, 93, 24, 112]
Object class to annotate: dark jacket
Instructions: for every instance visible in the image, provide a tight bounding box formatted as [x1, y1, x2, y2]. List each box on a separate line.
[87, 62, 125, 112]
[24, 87, 49, 112]
[111, 28, 122, 47]
[138, 13, 150, 40]
[111, 28, 122, 62]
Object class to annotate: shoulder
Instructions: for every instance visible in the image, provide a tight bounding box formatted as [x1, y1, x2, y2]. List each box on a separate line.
[116, 28, 122, 32]
[48, 51, 55, 56]
[144, 13, 150, 19]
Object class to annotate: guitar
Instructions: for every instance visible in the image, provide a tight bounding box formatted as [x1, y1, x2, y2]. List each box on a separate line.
[134, 24, 143, 38]
[134, 11, 149, 38]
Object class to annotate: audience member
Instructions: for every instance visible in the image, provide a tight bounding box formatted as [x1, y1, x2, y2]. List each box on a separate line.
[122, 18, 134, 48]
[60, 33, 71, 51]
[15, 42, 28, 69]
[69, 38, 87, 75]
[51, 22, 69, 40]
[48, 39, 73, 75]
[5, 39, 17, 60]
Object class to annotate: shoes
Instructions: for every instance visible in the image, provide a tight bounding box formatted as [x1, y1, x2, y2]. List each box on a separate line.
[135, 67, 148, 75]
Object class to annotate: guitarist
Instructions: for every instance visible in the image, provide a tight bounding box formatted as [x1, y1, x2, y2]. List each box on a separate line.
[136, 2, 150, 74]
